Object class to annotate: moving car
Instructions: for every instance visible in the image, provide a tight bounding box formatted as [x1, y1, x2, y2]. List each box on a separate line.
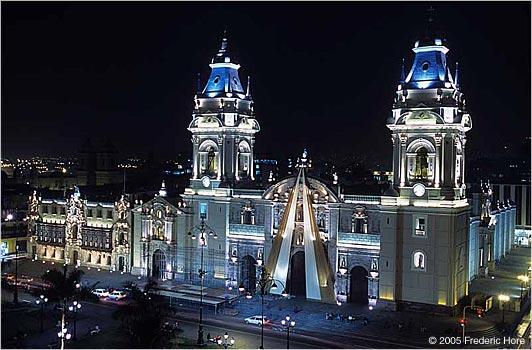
[244, 315, 270, 325]
[91, 288, 110, 298]
[107, 290, 127, 300]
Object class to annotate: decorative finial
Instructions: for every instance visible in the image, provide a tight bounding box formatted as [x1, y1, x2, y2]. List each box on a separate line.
[425, 6, 435, 39]
[246, 76, 251, 96]
[159, 180, 167, 197]
[219, 29, 228, 53]
[454, 62, 460, 89]
[400, 58, 406, 83]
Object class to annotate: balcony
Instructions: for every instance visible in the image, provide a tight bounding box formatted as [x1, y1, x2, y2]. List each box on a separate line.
[229, 224, 265, 238]
[337, 232, 380, 247]
[343, 195, 381, 204]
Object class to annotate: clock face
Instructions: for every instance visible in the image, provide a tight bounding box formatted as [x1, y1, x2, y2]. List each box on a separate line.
[201, 176, 211, 188]
[413, 183, 426, 197]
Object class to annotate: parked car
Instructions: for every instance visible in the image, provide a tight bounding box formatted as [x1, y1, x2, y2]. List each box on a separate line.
[107, 290, 127, 300]
[244, 315, 270, 325]
[91, 289, 110, 298]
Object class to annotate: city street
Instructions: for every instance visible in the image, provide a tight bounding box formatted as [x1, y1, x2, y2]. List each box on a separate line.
[2, 246, 530, 349]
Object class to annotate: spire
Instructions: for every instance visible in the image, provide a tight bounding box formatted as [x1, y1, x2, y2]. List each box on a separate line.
[159, 180, 167, 197]
[196, 73, 201, 94]
[246, 76, 251, 96]
[425, 6, 435, 40]
[400, 58, 406, 83]
[455, 62, 460, 89]
[212, 29, 231, 63]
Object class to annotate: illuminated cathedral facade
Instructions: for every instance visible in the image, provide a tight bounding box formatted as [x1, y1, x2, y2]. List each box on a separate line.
[127, 28, 515, 313]
[29, 24, 516, 314]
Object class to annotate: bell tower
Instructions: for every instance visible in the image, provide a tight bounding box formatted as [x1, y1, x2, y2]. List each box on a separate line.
[387, 8, 472, 201]
[379, 9, 472, 313]
[188, 32, 260, 190]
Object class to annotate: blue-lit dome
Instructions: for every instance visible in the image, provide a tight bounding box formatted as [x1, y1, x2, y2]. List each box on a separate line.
[201, 33, 247, 99]
[403, 38, 451, 90]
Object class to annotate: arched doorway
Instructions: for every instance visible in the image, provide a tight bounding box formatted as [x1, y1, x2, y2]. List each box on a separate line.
[72, 250, 79, 265]
[119, 256, 125, 272]
[152, 250, 166, 280]
[289, 251, 306, 297]
[349, 266, 368, 304]
[240, 255, 257, 293]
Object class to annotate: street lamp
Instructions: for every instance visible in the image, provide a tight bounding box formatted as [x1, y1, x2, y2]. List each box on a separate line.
[498, 294, 510, 326]
[57, 327, 72, 348]
[518, 275, 529, 299]
[68, 301, 82, 341]
[281, 314, 296, 349]
[239, 266, 288, 349]
[36, 294, 49, 333]
[188, 215, 217, 345]
[217, 331, 235, 349]
[13, 242, 19, 304]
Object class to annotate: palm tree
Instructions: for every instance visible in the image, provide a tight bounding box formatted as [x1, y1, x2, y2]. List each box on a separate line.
[113, 280, 173, 348]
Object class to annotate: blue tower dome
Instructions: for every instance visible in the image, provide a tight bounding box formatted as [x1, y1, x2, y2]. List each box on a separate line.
[201, 31, 247, 99]
[402, 7, 455, 90]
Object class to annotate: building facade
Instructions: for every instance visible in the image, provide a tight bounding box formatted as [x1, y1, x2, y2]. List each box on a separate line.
[28, 187, 132, 273]
[126, 29, 515, 314]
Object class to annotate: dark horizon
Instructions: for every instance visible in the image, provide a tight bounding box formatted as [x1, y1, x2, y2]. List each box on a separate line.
[2, 2, 530, 164]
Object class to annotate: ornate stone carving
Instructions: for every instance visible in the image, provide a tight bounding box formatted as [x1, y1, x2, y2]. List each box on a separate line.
[115, 195, 130, 221]
[65, 187, 85, 241]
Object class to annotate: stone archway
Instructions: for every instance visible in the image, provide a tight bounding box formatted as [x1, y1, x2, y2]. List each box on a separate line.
[152, 249, 166, 280]
[240, 255, 257, 293]
[288, 251, 306, 297]
[349, 266, 369, 304]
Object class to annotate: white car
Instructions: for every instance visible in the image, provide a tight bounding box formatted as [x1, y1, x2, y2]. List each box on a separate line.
[244, 316, 270, 325]
[91, 289, 109, 298]
[107, 290, 127, 300]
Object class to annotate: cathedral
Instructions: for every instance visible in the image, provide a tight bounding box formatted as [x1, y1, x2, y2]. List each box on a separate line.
[29, 22, 516, 314]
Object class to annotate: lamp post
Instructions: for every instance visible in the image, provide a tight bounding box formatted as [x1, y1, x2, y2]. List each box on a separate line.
[217, 331, 235, 349]
[281, 314, 296, 349]
[68, 301, 81, 341]
[13, 242, 19, 304]
[36, 294, 49, 333]
[57, 327, 72, 348]
[188, 215, 217, 346]
[239, 266, 288, 349]
[518, 275, 529, 300]
[498, 294, 510, 326]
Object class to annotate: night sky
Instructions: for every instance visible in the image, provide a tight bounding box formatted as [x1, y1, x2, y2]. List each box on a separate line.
[2, 2, 530, 166]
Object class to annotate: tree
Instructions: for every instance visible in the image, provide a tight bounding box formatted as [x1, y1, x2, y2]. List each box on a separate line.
[113, 280, 173, 348]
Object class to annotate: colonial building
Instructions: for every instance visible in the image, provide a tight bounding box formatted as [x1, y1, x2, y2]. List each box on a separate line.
[28, 187, 132, 273]
[125, 26, 516, 314]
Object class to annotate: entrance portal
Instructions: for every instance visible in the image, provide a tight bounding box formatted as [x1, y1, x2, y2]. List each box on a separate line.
[288, 251, 306, 297]
[72, 250, 79, 266]
[152, 250, 166, 280]
[349, 266, 368, 304]
[240, 255, 257, 293]
[119, 256, 125, 272]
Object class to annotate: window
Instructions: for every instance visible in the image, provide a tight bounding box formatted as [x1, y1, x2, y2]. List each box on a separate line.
[52, 206, 57, 214]
[421, 61, 430, 71]
[415, 147, 429, 181]
[107, 210, 113, 219]
[61, 207, 66, 215]
[412, 251, 426, 270]
[88, 209, 93, 217]
[413, 215, 427, 237]
[97, 210, 102, 218]
[200, 203, 208, 219]
[43, 206, 48, 214]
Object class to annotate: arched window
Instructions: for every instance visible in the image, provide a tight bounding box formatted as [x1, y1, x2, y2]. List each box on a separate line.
[207, 147, 216, 176]
[415, 147, 429, 181]
[412, 251, 426, 270]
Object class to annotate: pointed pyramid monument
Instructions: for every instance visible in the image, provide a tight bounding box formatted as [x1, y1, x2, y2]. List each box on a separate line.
[265, 150, 336, 303]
